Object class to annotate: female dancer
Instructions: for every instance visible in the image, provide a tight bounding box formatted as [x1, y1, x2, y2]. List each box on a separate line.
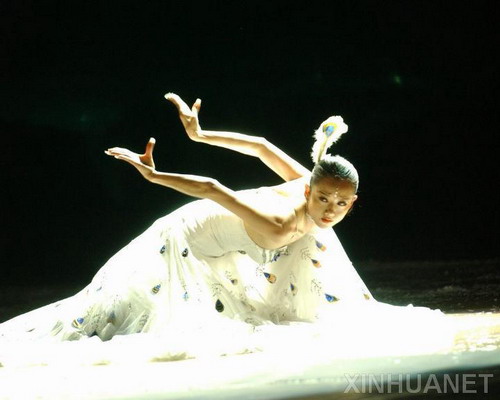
[0, 94, 448, 365]
[107, 93, 358, 253]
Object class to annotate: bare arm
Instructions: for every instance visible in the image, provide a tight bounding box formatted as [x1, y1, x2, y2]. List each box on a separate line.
[105, 139, 294, 238]
[153, 172, 289, 236]
[165, 93, 311, 182]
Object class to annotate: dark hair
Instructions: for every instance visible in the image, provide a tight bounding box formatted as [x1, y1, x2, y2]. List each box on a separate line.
[310, 154, 359, 193]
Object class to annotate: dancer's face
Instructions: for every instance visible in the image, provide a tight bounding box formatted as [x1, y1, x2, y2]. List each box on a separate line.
[305, 177, 357, 228]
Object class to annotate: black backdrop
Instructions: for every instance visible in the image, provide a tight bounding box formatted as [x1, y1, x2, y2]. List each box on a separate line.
[1, 0, 498, 287]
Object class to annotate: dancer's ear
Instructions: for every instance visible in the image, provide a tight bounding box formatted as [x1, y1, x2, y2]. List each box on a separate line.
[304, 184, 311, 199]
[346, 195, 358, 215]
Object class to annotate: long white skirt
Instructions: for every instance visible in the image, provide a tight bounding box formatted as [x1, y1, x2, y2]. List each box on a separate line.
[0, 199, 457, 367]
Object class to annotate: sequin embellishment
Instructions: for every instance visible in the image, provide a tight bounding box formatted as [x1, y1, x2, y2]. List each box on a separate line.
[152, 284, 161, 294]
[160, 245, 166, 254]
[311, 259, 321, 268]
[72, 317, 84, 328]
[325, 293, 339, 303]
[182, 248, 189, 257]
[215, 299, 224, 312]
[290, 283, 298, 296]
[264, 272, 277, 284]
[107, 311, 116, 324]
[315, 240, 326, 251]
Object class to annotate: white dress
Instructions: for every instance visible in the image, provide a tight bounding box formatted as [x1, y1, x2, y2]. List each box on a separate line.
[0, 187, 454, 366]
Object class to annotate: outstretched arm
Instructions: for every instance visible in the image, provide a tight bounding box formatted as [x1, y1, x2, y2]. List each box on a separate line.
[105, 139, 295, 238]
[165, 93, 311, 182]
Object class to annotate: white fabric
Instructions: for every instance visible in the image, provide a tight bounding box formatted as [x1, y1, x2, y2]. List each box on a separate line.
[0, 191, 455, 367]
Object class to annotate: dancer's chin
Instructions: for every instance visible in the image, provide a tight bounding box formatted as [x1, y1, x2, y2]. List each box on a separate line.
[313, 218, 334, 229]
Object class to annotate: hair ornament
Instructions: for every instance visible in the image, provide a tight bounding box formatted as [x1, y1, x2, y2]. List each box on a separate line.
[323, 123, 335, 137]
[311, 116, 348, 164]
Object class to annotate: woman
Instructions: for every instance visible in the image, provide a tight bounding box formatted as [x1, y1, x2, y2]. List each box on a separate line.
[0, 94, 450, 365]
[107, 93, 358, 258]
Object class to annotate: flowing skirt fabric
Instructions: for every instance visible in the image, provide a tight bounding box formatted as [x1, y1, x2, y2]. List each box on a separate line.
[0, 198, 454, 367]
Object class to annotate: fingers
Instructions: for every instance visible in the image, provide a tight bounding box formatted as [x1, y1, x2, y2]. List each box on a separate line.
[164, 92, 191, 115]
[104, 151, 130, 163]
[105, 148, 122, 156]
[106, 151, 137, 166]
[105, 147, 133, 157]
[105, 139, 156, 160]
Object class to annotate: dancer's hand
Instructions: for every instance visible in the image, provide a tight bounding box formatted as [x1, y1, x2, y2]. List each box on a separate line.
[164, 92, 204, 142]
[105, 138, 157, 180]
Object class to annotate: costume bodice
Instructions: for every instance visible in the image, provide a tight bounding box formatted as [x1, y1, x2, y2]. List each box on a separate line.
[171, 198, 287, 265]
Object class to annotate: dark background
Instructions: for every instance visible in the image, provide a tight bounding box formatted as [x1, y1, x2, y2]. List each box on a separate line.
[1, 0, 499, 289]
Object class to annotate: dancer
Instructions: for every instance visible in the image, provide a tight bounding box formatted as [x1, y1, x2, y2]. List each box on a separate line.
[107, 93, 358, 252]
[0, 94, 449, 365]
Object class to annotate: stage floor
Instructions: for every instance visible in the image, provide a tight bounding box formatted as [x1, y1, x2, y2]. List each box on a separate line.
[1, 316, 499, 400]
[1, 259, 499, 399]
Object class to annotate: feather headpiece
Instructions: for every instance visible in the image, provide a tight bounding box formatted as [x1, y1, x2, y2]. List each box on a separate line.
[310, 116, 348, 164]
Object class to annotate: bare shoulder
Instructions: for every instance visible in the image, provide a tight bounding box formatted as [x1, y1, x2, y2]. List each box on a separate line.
[269, 175, 310, 198]
[233, 177, 310, 249]
[236, 176, 308, 209]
